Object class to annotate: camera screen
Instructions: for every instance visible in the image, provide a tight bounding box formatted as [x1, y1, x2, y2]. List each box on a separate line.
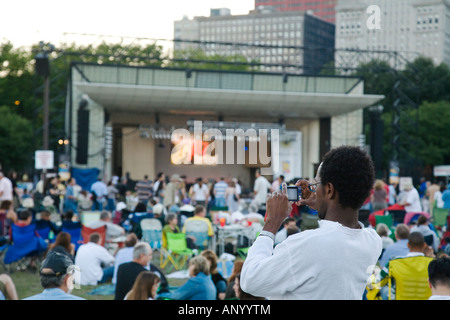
[287, 187, 298, 201]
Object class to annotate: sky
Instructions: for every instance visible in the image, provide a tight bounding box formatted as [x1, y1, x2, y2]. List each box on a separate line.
[1, 0, 254, 51]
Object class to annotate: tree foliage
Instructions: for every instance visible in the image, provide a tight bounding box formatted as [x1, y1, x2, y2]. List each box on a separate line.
[0, 106, 33, 171]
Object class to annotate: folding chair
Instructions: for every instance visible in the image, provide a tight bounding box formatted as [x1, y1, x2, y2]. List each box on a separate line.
[141, 218, 163, 250]
[3, 224, 47, 265]
[375, 214, 396, 240]
[160, 233, 193, 272]
[184, 220, 210, 250]
[432, 207, 448, 228]
[61, 223, 83, 252]
[387, 210, 406, 226]
[81, 225, 107, 246]
[386, 256, 433, 300]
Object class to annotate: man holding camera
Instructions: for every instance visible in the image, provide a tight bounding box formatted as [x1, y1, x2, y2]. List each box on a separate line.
[240, 146, 382, 299]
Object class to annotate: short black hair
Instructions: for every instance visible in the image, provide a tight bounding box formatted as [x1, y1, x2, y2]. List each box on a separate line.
[319, 145, 375, 210]
[428, 257, 450, 288]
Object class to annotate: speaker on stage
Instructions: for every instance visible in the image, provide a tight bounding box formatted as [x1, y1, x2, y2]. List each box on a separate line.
[76, 109, 89, 164]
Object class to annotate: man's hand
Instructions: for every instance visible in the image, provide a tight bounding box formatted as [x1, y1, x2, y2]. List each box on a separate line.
[295, 179, 317, 210]
[263, 183, 292, 234]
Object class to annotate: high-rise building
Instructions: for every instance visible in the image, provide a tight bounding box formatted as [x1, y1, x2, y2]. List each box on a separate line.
[254, 0, 338, 23]
[174, 8, 335, 74]
[335, 0, 450, 69]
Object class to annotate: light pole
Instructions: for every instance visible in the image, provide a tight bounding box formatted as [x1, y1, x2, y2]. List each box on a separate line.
[35, 41, 54, 150]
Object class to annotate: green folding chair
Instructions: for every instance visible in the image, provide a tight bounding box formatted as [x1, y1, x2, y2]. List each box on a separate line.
[432, 207, 449, 228]
[376, 214, 395, 241]
[160, 232, 193, 272]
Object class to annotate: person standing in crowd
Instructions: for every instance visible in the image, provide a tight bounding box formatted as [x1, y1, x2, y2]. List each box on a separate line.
[225, 180, 239, 213]
[163, 174, 182, 210]
[240, 146, 382, 299]
[251, 169, 271, 210]
[371, 179, 387, 212]
[135, 175, 152, 207]
[64, 177, 78, 214]
[190, 178, 209, 207]
[106, 180, 119, 212]
[90, 178, 108, 211]
[442, 184, 450, 210]
[213, 177, 228, 208]
[153, 172, 165, 204]
[271, 175, 284, 193]
[0, 171, 13, 207]
[23, 251, 85, 300]
[399, 182, 422, 213]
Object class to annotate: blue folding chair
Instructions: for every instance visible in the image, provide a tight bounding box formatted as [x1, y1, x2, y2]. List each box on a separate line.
[61, 222, 83, 252]
[4, 224, 47, 264]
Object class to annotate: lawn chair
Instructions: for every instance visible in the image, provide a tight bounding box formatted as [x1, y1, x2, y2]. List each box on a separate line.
[81, 225, 107, 246]
[184, 220, 210, 250]
[432, 207, 448, 228]
[3, 224, 47, 265]
[61, 223, 83, 252]
[141, 218, 163, 251]
[387, 256, 433, 300]
[160, 232, 193, 272]
[387, 210, 406, 226]
[375, 214, 395, 241]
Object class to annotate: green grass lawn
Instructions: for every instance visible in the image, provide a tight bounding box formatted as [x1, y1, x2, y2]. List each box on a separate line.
[5, 255, 188, 300]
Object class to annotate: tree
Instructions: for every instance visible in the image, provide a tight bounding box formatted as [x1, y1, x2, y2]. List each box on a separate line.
[169, 48, 259, 71]
[415, 100, 450, 166]
[0, 106, 33, 171]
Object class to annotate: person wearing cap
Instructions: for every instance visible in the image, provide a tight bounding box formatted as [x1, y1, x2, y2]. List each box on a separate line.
[23, 251, 85, 300]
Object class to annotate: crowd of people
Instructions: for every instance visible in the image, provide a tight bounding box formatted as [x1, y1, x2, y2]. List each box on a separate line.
[0, 144, 450, 300]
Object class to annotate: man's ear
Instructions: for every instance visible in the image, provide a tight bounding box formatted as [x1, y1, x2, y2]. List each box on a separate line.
[325, 182, 336, 200]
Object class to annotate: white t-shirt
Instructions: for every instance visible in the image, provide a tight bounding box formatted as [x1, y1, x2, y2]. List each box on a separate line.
[0, 177, 13, 201]
[253, 176, 271, 205]
[240, 220, 382, 300]
[75, 242, 115, 286]
[193, 184, 209, 201]
[404, 188, 422, 212]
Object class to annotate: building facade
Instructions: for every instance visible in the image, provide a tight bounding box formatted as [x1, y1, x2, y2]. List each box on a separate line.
[255, 0, 338, 23]
[174, 8, 335, 74]
[335, 0, 450, 69]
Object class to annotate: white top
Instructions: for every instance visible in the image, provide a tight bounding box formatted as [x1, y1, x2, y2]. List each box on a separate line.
[240, 220, 382, 300]
[428, 295, 450, 300]
[88, 220, 124, 241]
[0, 177, 13, 201]
[192, 183, 209, 201]
[75, 242, 115, 286]
[404, 188, 422, 213]
[253, 176, 271, 205]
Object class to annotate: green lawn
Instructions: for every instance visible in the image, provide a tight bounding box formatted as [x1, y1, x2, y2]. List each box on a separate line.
[5, 255, 188, 300]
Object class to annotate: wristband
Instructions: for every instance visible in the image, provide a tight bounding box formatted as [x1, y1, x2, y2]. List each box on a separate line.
[258, 230, 275, 242]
